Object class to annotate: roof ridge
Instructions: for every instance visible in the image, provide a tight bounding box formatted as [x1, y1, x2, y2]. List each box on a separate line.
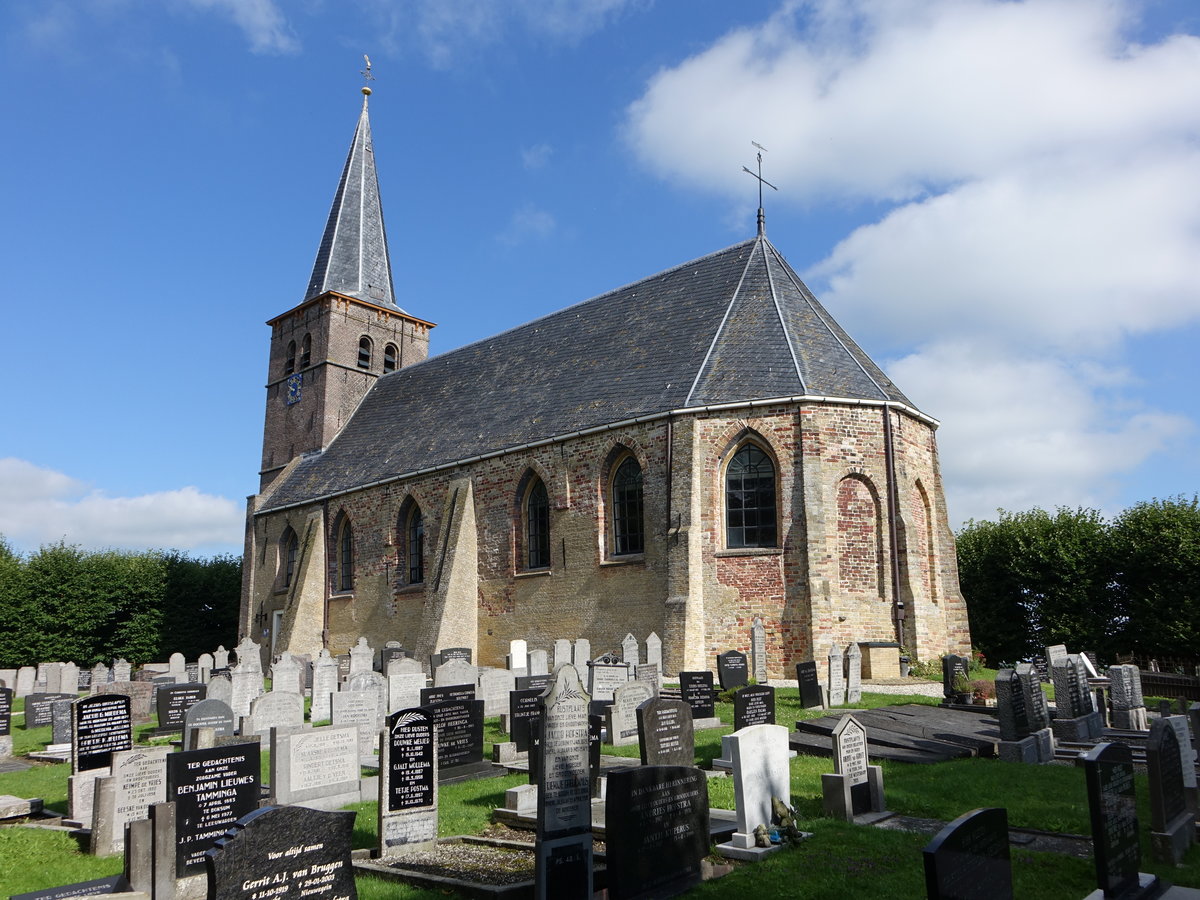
[684, 236, 761, 406]
[762, 238, 807, 395]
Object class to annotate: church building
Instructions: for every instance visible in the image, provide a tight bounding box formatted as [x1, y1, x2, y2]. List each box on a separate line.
[240, 87, 971, 679]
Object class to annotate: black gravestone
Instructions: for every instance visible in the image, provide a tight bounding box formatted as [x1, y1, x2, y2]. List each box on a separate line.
[528, 717, 543, 785]
[380, 646, 410, 669]
[183, 698, 235, 740]
[679, 671, 714, 719]
[509, 688, 544, 752]
[167, 742, 261, 877]
[439, 647, 473, 663]
[796, 661, 823, 709]
[733, 684, 775, 730]
[156, 683, 207, 731]
[24, 692, 76, 728]
[386, 708, 435, 812]
[77, 670, 92, 692]
[420, 684, 476, 706]
[605, 766, 709, 900]
[206, 805, 357, 900]
[637, 697, 694, 767]
[1081, 741, 1143, 898]
[995, 669, 1030, 741]
[336, 654, 351, 683]
[516, 673, 554, 692]
[942, 655, 970, 701]
[73, 694, 132, 771]
[588, 699, 611, 720]
[9, 875, 133, 900]
[1146, 718, 1187, 830]
[0, 687, 11, 737]
[423, 699, 484, 774]
[716, 651, 749, 690]
[922, 807, 1013, 900]
[588, 714, 602, 798]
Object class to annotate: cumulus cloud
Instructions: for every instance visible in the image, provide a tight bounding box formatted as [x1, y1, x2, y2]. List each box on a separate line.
[624, 0, 1200, 520]
[0, 458, 244, 554]
[497, 203, 557, 246]
[180, 0, 298, 54]
[522, 142, 554, 170]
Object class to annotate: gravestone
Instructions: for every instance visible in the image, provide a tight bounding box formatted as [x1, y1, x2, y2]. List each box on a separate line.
[89, 663, 109, 690]
[822, 714, 887, 822]
[380, 643, 409, 671]
[637, 696, 694, 767]
[336, 654, 352, 685]
[645, 632, 662, 670]
[621, 633, 639, 667]
[751, 617, 767, 683]
[553, 639, 573, 671]
[479, 668, 517, 717]
[846, 642, 863, 703]
[15, 666, 35, 697]
[1044, 643, 1068, 676]
[60, 662, 79, 695]
[212, 646, 229, 669]
[233, 637, 262, 673]
[155, 683, 206, 732]
[244, 690, 304, 738]
[72, 694, 132, 772]
[434, 658, 477, 688]
[52, 698, 74, 744]
[994, 667, 1054, 764]
[528, 649, 549, 676]
[715, 723, 792, 861]
[942, 654, 969, 702]
[387, 670, 425, 715]
[509, 688, 544, 752]
[587, 659, 629, 703]
[347, 670, 388, 728]
[922, 807, 1013, 900]
[0, 687, 11, 760]
[605, 766, 709, 900]
[679, 671, 715, 719]
[24, 692, 76, 727]
[331, 690, 382, 757]
[1146, 718, 1194, 865]
[716, 650, 749, 691]
[379, 708, 438, 854]
[424, 699, 485, 776]
[270, 724, 362, 810]
[229, 666, 263, 720]
[572, 639, 591, 671]
[439, 647, 473, 664]
[507, 639, 529, 674]
[8, 876, 133, 900]
[183, 698, 235, 746]
[606, 681, 654, 747]
[828, 645, 847, 707]
[1051, 656, 1103, 742]
[166, 742, 261, 876]
[634, 662, 660, 697]
[206, 671, 233, 710]
[207, 805, 357, 900]
[535, 664, 593, 900]
[1166, 715, 1198, 816]
[349, 636, 374, 676]
[1082, 741, 1157, 898]
[733, 684, 775, 730]
[1109, 664, 1149, 731]
[796, 661, 824, 709]
[111, 659, 132, 682]
[311, 650, 339, 722]
[90, 746, 169, 857]
[421, 684, 475, 706]
[270, 652, 304, 695]
[517, 673, 554, 692]
[197, 652, 214, 681]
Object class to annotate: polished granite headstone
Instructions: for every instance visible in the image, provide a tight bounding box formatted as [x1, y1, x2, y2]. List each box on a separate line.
[733, 684, 775, 730]
[716, 650, 749, 691]
[637, 697, 694, 767]
[517, 673, 554, 692]
[420, 684, 476, 706]
[679, 671, 714, 719]
[72, 694, 132, 772]
[796, 661, 823, 709]
[379, 708, 437, 854]
[1082, 741, 1153, 899]
[9, 875, 132, 900]
[206, 805, 357, 900]
[24, 692, 76, 728]
[424, 699, 485, 775]
[167, 742, 261, 877]
[942, 654, 970, 702]
[156, 683, 207, 731]
[183, 699, 235, 742]
[922, 807, 1013, 900]
[509, 688, 544, 752]
[0, 687, 12, 741]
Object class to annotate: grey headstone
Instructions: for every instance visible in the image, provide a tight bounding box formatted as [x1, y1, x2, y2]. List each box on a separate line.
[828, 645, 846, 707]
[621, 633, 639, 667]
[846, 643, 863, 703]
[234, 637, 262, 673]
[507, 639, 528, 672]
[332, 689, 381, 757]
[434, 658, 477, 688]
[379, 708, 438, 855]
[479, 668, 517, 717]
[606, 681, 653, 747]
[270, 725, 362, 809]
[751, 617, 767, 683]
[645, 632, 662, 670]
[270, 652, 303, 695]
[311, 649, 340, 722]
[528, 649, 549, 676]
[212, 646, 229, 669]
[349, 636, 374, 676]
[587, 661, 629, 703]
[387, 670, 425, 715]
[572, 639, 591, 670]
[637, 696, 694, 767]
[245, 690, 304, 738]
[553, 639, 572, 670]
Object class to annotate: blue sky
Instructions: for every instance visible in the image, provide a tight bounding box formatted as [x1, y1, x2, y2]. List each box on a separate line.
[2, 0, 1198, 557]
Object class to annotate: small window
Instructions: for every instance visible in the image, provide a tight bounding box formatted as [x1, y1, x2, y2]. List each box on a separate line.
[281, 528, 298, 587]
[725, 443, 777, 549]
[334, 515, 354, 592]
[384, 343, 398, 373]
[358, 336, 372, 369]
[284, 341, 296, 376]
[400, 502, 424, 585]
[525, 478, 550, 570]
[611, 455, 644, 555]
[300, 333, 312, 369]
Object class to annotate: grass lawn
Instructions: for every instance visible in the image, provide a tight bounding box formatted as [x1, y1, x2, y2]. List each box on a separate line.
[3, 686, 1200, 898]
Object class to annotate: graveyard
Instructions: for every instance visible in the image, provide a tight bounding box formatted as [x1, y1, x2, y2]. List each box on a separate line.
[1, 641, 1200, 899]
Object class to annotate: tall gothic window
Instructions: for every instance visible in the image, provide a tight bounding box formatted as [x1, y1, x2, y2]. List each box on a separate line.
[358, 336, 372, 369]
[525, 477, 550, 570]
[281, 528, 298, 588]
[725, 443, 777, 549]
[334, 515, 354, 592]
[284, 341, 296, 376]
[400, 501, 424, 585]
[384, 343, 399, 373]
[611, 455, 644, 555]
[300, 333, 312, 369]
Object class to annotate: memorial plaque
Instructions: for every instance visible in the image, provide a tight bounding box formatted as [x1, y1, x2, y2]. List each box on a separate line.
[156, 683, 206, 731]
[922, 807, 1013, 900]
[1082, 741, 1141, 898]
[716, 650, 749, 690]
[605, 766, 709, 900]
[420, 684, 475, 706]
[380, 708, 437, 853]
[796, 661, 823, 709]
[587, 662, 628, 703]
[509, 688, 545, 752]
[679, 671, 714, 719]
[167, 742, 260, 876]
[424, 699, 484, 773]
[72, 694, 132, 772]
[733, 684, 775, 730]
[637, 697, 694, 767]
[9, 875, 132, 900]
[517, 673, 554, 692]
[207, 805, 357, 900]
[24, 692, 76, 727]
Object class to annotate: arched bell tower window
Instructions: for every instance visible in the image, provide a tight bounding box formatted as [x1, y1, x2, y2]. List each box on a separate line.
[300, 333, 312, 369]
[358, 336, 372, 369]
[523, 476, 551, 570]
[725, 443, 777, 549]
[611, 454, 644, 556]
[384, 343, 399, 373]
[333, 513, 354, 593]
[284, 341, 296, 376]
[398, 499, 424, 585]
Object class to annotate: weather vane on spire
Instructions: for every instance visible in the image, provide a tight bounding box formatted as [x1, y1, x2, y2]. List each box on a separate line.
[361, 54, 375, 97]
[742, 141, 778, 236]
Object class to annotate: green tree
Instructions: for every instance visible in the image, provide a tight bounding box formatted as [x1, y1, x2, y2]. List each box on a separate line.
[159, 552, 242, 659]
[0, 537, 29, 667]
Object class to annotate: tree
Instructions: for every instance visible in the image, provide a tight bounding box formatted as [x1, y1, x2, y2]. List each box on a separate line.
[159, 552, 242, 659]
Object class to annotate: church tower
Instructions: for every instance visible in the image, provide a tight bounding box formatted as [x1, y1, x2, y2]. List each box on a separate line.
[258, 85, 434, 491]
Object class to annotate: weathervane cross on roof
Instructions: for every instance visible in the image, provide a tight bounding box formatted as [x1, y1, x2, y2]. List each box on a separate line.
[361, 54, 375, 85]
[742, 141, 778, 236]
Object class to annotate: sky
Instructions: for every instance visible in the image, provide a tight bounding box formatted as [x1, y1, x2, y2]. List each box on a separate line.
[1, 0, 1198, 558]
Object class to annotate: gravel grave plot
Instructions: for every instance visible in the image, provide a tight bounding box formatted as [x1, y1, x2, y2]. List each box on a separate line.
[370, 842, 536, 885]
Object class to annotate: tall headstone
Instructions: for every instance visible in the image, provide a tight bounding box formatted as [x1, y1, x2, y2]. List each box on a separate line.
[507, 639, 529, 674]
[479, 668, 517, 717]
[621, 633, 639, 667]
[91, 746, 170, 858]
[534, 664, 593, 900]
[167, 653, 187, 682]
[796, 661, 824, 709]
[645, 632, 662, 671]
[715, 724, 791, 861]
[311, 649, 339, 723]
[0, 687, 12, 760]
[206, 671, 233, 710]
[846, 642, 863, 703]
[197, 652, 214, 683]
[679, 671, 715, 720]
[822, 714, 886, 822]
[60, 662, 80, 696]
[942, 653, 969, 702]
[166, 742, 261, 877]
[379, 708, 438, 855]
[733, 684, 776, 730]
[347, 670, 388, 729]
[212, 646, 229, 669]
[1082, 741, 1157, 898]
[349, 636, 374, 676]
[637, 696, 694, 767]
[1051, 655, 1103, 742]
[72, 694, 132, 772]
[716, 650, 749, 691]
[233, 637, 262, 673]
[1165, 715, 1199, 816]
[572, 639, 591, 671]
[554, 639, 573, 671]
[1145, 718, 1194, 865]
[270, 652, 303, 695]
[828, 645, 846, 707]
[606, 681, 653, 747]
[994, 667, 1054, 764]
[922, 807, 1013, 900]
[528, 649, 550, 676]
[15, 666, 35, 697]
[230, 665, 263, 720]
[751, 617, 767, 683]
[1109, 664, 1148, 731]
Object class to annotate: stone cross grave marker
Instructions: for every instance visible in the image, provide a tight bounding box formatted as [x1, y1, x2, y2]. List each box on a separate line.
[796, 661, 823, 709]
[535, 663, 593, 900]
[846, 643, 863, 703]
[606, 681, 653, 747]
[679, 671, 714, 719]
[206, 805, 357, 900]
[1146, 718, 1194, 865]
[922, 807, 1013, 900]
[751, 617, 767, 683]
[379, 708, 438, 855]
[828, 645, 847, 707]
[637, 696, 694, 767]
[716, 650, 749, 691]
[166, 742, 261, 878]
[733, 684, 775, 730]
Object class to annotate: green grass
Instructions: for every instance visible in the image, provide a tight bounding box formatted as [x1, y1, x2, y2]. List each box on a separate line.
[0, 828, 124, 895]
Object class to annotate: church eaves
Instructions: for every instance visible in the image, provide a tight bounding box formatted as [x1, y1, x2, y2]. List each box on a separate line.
[258, 234, 921, 513]
[303, 88, 401, 310]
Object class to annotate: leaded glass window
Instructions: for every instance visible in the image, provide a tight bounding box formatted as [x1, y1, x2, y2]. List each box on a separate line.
[406, 506, 424, 584]
[526, 479, 550, 569]
[336, 517, 354, 591]
[726, 444, 777, 548]
[612, 456, 644, 555]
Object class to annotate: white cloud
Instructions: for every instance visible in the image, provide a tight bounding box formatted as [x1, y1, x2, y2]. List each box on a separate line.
[0, 458, 244, 554]
[522, 142, 554, 170]
[497, 203, 557, 246]
[180, 0, 298, 54]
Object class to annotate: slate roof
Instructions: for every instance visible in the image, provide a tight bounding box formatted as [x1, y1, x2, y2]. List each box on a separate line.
[259, 234, 918, 512]
[303, 92, 401, 310]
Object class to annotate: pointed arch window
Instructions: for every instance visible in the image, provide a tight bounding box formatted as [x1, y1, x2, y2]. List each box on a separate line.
[300, 333, 312, 369]
[284, 341, 296, 376]
[334, 515, 354, 593]
[725, 443, 777, 549]
[358, 337, 372, 369]
[611, 455, 644, 556]
[281, 528, 299, 588]
[525, 477, 550, 570]
[399, 500, 424, 585]
[384, 343, 399, 373]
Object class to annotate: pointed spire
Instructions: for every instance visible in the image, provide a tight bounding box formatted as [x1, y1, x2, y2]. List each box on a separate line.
[304, 84, 400, 310]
